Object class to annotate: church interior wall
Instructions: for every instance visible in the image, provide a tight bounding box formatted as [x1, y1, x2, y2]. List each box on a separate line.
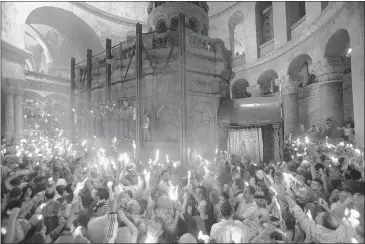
[1, 1, 364, 147]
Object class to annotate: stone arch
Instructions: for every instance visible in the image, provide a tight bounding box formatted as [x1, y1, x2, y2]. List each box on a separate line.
[255, 1, 274, 57]
[231, 79, 249, 99]
[228, 11, 245, 55]
[324, 28, 353, 122]
[23, 90, 45, 101]
[257, 69, 279, 94]
[25, 6, 104, 58]
[287, 54, 313, 87]
[155, 18, 168, 33]
[324, 29, 351, 58]
[25, 25, 53, 72]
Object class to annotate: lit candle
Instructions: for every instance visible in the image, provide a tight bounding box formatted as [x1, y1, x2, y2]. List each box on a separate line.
[187, 170, 191, 186]
[168, 182, 178, 201]
[269, 187, 282, 223]
[144, 170, 150, 188]
[198, 231, 210, 243]
[166, 154, 169, 162]
[133, 140, 136, 159]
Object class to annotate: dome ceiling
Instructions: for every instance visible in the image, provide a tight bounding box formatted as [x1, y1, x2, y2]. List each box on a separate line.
[86, 2, 234, 22]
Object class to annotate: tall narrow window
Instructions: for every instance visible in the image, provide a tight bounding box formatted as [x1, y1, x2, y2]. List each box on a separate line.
[262, 5, 273, 43]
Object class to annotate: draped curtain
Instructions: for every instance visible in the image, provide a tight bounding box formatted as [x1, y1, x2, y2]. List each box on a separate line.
[228, 127, 263, 164]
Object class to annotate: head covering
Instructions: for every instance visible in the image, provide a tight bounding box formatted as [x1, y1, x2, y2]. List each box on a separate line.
[179, 233, 197, 243]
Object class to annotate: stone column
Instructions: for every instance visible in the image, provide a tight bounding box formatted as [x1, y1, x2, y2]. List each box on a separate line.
[14, 88, 24, 139]
[272, 123, 281, 162]
[276, 76, 300, 137]
[313, 57, 350, 138]
[2, 86, 15, 139]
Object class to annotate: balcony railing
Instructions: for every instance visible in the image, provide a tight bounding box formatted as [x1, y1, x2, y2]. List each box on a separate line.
[25, 70, 70, 85]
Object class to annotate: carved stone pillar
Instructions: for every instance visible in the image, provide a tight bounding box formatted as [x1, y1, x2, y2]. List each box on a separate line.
[2, 86, 15, 139]
[272, 123, 281, 162]
[313, 57, 350, 138]
[14, 88, 24, 139]
[276, 76, 300, 136]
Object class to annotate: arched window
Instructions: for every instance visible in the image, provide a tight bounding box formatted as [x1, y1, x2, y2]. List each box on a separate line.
[188, 17, 199, 33]
[257, 70, 279, 95]
[287, 54, 312, 87]
[231, 79, 249, 99]
[228, 11, 245, 55]
[256, 2, 273, 46]
[155, 19, 167, 33]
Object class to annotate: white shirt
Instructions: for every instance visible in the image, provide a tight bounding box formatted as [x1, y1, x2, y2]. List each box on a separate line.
[236, 200, 258, 221]
[210, 219, 246, 243]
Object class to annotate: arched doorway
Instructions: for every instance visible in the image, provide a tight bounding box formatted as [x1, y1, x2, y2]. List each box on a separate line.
[25, 6, 103, 67]
[231, 79, 250, 99]
[257, 69, 279, 95]
[287, 54, 313, 87]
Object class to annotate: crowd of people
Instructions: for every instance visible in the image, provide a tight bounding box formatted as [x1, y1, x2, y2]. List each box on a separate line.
[1, 128, 364, 243]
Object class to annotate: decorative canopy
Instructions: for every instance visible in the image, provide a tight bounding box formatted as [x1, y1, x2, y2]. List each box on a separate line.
[218, 96, 281, 126]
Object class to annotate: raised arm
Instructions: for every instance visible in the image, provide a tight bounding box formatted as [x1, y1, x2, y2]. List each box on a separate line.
[3, 208, 20, 243]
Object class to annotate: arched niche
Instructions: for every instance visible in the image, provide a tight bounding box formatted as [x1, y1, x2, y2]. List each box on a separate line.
[228, 11, 245, 55]
[25, 6, 104, 61]
[287, 54, 313, 87]
[231, 79, 250, 99]
[255, 1, 274, 56]
[324, 28, 353, 122]
[257, 69, 279, 94]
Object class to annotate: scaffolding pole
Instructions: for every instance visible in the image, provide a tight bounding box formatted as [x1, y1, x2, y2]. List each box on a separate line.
[105, 39, 112, 143]
[70, 57, 76, 143]
[136, 23, 143, 162]
[179, 13, 187, 164]
[87, 49, 92, 149]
